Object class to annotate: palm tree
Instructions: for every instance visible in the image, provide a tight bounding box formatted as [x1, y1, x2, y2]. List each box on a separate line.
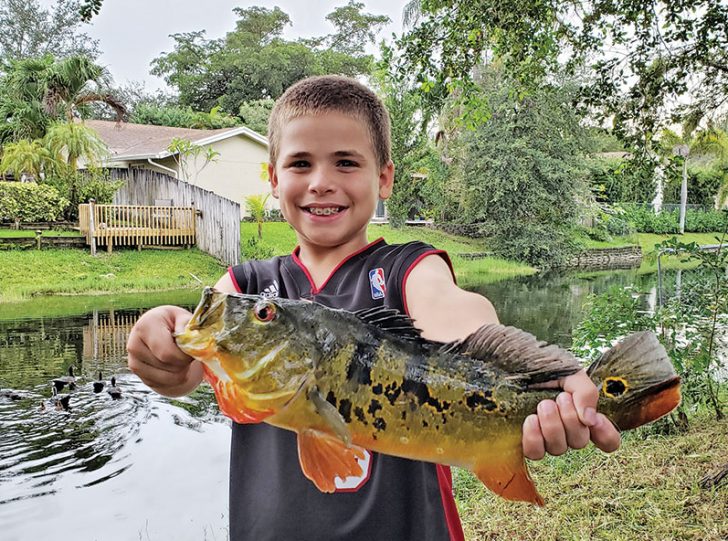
[44, 122, 108, 170]
[0, 139, 60, 180]
[659, 120, 728, 231]
[245, 194, 270, 240]
[0, 55, 125, 143]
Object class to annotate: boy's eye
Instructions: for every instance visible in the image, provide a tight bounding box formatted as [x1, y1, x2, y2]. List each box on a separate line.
[337, 159, 358, 167]
[288, 160, 310, 168]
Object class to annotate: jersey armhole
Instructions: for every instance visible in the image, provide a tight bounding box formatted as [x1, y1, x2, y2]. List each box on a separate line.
[227, 265, 246, 293]
[401, 250, 455, 316]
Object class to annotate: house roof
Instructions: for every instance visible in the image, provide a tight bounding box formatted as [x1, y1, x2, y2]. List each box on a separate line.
[84, 119, 268, 161]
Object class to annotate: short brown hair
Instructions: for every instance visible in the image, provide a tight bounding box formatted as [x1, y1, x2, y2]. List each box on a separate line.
[267, 75, 391, 168]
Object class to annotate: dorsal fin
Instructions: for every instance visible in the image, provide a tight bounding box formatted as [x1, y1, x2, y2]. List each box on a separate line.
[442, 324, 582, 385]
[353, 306, 423, 342]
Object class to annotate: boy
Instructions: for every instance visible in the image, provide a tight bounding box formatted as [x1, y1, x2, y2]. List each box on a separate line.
[127, 75, 620, 540]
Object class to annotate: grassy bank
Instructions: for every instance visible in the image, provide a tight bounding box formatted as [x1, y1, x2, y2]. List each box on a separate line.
[0, 248, 224, 302]
[1, 223, 725, 301]
[244, 221, 537, 284]
[457, 413, 728, 541]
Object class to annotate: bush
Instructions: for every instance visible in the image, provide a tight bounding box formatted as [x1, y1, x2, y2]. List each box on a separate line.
[44, 171, 124, 220]
[0, 181, 69, 222]
[487, 223, 580, 268]
[619, 204, 728, 233]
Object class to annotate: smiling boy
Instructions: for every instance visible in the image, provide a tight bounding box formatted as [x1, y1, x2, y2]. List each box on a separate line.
[127, 75, 620, 540]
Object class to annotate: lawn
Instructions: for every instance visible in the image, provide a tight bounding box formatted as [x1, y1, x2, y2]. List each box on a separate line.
[457, 413, 728, 541]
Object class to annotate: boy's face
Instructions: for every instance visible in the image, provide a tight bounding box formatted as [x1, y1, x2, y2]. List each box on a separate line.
[269, 111, 393, 253]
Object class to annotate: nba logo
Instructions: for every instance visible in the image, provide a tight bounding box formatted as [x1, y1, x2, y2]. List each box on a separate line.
[369, 268, 386, 299]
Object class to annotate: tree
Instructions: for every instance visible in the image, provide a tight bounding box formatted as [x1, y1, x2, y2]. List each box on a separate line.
[0, 139, 59, 180]
[399, 1, 728, 145]
[444, 65, 590, 266]
[238, 99, 274, 135]
[0, 54, 125, 143]
[167, 138, 220, 184]
[372, 45, 430, 227]
[0, 0, 99, 62]
[325, 1, 390, 57]
[151, 5, 387, 115]
[44, 122, 107, 170]
[245, 193, 270, 240]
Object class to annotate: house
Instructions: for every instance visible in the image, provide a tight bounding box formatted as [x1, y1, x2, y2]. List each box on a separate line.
[84, 120, 276, 217]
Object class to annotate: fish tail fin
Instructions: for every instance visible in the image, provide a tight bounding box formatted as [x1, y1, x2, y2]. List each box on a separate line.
[587, 332, 681, 431]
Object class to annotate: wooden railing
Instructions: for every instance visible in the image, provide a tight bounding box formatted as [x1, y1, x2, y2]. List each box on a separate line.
[82, 311, 140, 360]
[78, 203, 196, 253]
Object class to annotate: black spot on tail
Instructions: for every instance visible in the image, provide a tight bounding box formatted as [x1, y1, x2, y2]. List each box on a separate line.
[354, 406, 367, 424]
[373, 418, 387, 431]
[346, 341, 377, 385]
[604, 378, 627, 397]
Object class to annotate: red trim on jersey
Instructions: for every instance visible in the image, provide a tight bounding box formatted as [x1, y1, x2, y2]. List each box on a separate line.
[436, 465, 465, 541]
[401, 250, 455, 314]
[292, 237, 385, 295]
[227, 266, 243, 293]
[402, 249, 463, 541]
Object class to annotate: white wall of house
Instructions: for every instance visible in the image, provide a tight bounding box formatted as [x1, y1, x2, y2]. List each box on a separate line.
[106, 135, 278, 218]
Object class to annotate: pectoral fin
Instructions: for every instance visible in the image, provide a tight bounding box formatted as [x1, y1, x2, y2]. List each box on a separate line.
[308, 386, 351, 445]
[202, 364, 273, 424]
[475, 449, 544, 506]
[296, 429, 366, 493]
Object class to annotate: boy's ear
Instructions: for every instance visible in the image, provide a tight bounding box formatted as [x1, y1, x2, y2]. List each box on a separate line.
[268, 163, 279, 198]
[378, 161, 394, 200]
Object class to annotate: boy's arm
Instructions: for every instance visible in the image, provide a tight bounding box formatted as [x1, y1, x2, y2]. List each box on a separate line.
[404, 254, 620, 459]
[127, 273, 239, 397]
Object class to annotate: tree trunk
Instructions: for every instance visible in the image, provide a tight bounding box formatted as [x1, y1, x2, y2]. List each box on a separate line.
[679, 158, 688, 234]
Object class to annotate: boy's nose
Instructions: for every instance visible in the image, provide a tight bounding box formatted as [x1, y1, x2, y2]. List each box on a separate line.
[307, 170, 335, 194]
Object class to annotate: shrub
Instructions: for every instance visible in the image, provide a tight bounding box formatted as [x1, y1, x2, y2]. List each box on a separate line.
[44, 170, 123, 220]
[0, 181, 69, 222]
[619, 204, 728, 233]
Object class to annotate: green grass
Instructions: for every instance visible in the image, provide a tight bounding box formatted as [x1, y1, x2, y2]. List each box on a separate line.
[457, 414, 728, 541]
[243, 221, 536, 284]
[0, 228, 82, 238]
[0, 248, 225, 302]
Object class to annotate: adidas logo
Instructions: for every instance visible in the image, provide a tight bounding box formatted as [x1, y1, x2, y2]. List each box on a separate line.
[261, 280, 279, 298]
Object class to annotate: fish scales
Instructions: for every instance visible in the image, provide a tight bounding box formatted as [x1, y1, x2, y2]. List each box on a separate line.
[176, 288, 682, 505]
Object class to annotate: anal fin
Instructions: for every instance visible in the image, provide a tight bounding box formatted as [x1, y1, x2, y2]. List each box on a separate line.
[475, 451, 544, 506]
[296, 429, 366, 493]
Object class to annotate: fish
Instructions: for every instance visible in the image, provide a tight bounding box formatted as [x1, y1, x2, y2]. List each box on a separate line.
[175, 287, 682, 505]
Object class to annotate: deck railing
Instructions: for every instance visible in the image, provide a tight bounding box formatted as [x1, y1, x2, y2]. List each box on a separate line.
[78, 202, 196, 253]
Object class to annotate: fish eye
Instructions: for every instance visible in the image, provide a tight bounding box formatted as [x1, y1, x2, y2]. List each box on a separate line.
[253, 301, 277, 323]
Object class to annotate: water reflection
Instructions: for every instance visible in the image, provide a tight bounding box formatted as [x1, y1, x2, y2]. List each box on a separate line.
[0, 301, 230, 541]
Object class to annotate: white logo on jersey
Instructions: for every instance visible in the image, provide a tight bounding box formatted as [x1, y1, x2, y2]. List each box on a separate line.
[334, 450, 372, 491]
[260, 280, 279, 298]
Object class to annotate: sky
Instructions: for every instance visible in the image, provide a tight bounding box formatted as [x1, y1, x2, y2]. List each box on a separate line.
[69, 0, 409, 92]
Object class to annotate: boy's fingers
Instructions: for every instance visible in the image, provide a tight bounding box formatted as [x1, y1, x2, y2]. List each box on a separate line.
[560, 370, 599, 427]
[556, 392, 590, 450]
[589, 414, 621, 453]
[522, 414, 545, 460]
[536, 400, 568, 456]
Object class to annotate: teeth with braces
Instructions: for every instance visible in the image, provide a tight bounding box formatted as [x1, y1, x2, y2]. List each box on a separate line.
[308, 207, 341, 216]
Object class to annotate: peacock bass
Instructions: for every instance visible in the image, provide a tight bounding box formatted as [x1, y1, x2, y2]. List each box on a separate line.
[175, 287, 681, 505]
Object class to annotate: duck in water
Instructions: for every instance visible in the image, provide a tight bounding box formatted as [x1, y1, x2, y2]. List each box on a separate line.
[107, 376, 122, 400]
[92, 372, 105, 393]
[51, 385, 71, 411]
[52, 366, 76, 392]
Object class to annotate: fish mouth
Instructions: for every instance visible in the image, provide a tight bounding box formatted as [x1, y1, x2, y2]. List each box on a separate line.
[174, 287, 226, 357]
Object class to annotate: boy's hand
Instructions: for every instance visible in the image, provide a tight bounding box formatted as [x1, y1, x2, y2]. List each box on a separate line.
[127, 305, 204, 397]
[522, 370, 621, 459]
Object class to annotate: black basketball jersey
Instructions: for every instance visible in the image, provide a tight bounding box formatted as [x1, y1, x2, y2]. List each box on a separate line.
[226, 238, 464, 541]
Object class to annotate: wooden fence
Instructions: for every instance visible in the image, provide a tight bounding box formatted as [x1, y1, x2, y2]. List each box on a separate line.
[106, 168, 240, 265]
[78, 203, 196, 252]
[82, 310, 140, 360]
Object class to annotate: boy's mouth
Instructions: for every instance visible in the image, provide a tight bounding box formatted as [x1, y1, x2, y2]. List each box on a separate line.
[302, 206, 347, 216]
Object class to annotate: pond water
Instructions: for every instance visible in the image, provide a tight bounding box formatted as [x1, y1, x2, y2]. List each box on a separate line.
[0, 268, 707, 540]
